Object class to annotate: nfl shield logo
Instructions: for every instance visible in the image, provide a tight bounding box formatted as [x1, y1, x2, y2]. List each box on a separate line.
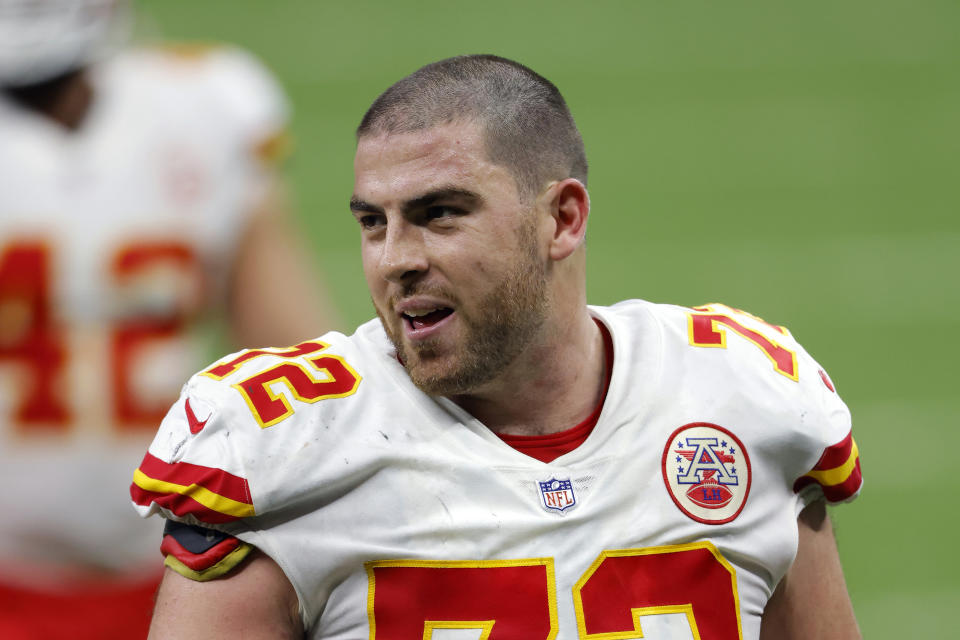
[539, 478, 576, 513]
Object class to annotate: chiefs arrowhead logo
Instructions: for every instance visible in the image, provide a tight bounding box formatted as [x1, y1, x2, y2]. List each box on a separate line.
[185, 398, 210, 434]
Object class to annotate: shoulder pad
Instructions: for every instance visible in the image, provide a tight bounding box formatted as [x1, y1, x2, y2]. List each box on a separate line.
[135, 43, 290, 163]
[683, 303, 863, 504]
[131, 338, 364, 525]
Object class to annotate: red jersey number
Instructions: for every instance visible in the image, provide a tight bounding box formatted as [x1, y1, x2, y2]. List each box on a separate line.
[202, 342, 362, 429]
[0, 238, 203, 434]
[367, 559, 558, 639]
[0, 242, 70, 429]
[574, 543, 742, 639]
[366, 543, 742, 639]
[688, 304, 798, 381]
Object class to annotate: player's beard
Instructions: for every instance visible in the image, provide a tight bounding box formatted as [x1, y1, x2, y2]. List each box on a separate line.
[377, 217, 548, 396]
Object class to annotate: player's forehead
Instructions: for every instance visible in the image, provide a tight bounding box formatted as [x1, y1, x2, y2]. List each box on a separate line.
[352, 121, 515, 207]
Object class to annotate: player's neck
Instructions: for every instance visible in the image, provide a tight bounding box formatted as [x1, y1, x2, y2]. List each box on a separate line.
[3, 68, 93, 131]
[450, 307, 606, 437]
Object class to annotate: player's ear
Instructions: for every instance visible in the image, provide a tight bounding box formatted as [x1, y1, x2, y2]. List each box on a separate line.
[541, 178, 589, 261]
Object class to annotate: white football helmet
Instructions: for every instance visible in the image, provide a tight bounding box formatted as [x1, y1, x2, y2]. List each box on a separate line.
[0, 0, 130, 87]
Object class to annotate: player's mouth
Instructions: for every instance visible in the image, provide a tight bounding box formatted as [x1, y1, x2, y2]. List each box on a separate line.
[398, 305, 455, 339]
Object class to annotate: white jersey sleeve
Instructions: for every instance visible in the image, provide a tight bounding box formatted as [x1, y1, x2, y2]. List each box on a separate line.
[130, 357, 258, 529]
[786, 330, 861, 508]
[681, 303, 861, 510]
[130, 335, 365, 530]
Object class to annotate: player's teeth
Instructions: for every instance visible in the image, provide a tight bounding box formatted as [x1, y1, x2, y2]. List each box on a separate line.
[406, 309, 437, 317]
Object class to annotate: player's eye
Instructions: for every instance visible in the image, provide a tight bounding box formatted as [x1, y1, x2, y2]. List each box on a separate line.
[424, 205, 460, 221]
[357, 214, 385, 230]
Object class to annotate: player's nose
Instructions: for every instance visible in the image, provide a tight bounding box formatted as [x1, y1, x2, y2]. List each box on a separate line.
[380, 223, 428, 283]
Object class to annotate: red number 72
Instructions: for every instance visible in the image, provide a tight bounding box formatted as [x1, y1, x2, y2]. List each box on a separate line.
[366, 542, 743, 639]
[201, 342, 361, 428]
[688, 304, 798, 381]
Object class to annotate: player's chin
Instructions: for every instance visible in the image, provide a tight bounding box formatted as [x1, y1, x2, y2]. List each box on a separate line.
[405, 360, 466, 396]
[401, 340, 456, 377]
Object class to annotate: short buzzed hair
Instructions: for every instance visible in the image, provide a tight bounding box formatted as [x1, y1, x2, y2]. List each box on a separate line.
[357, 55, 587, 201]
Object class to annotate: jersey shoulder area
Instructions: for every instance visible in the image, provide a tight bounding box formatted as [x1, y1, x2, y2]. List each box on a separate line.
[130, 323, 405, 528]
[607, 298, 838, 399]
[600, 299, 861, 504]
[107, 43, 289, 157]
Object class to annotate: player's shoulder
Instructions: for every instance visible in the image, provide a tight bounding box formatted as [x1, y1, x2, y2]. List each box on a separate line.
[107, 43, 288, 142]
[131, 322, 408, 525]
[183, 328, 376, 428]
[599, 299, 859, 502]
[137, 332, 365, 468]
[601, 298, 842, 404]
[601, 298, 797, 341]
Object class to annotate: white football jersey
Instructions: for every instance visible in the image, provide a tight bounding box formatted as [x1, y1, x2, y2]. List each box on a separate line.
[0, 44, 288, 578]
[133, 300, 862, 639]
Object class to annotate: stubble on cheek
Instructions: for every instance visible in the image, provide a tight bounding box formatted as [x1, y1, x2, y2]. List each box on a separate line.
[376, 226, 547, 396]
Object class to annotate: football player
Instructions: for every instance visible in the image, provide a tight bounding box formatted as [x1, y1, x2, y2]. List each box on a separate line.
[134, 55, 862, 639]
[0, 1, 339, 637]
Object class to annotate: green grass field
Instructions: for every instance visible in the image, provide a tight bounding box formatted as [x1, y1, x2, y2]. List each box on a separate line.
[140, 1, 959, 635]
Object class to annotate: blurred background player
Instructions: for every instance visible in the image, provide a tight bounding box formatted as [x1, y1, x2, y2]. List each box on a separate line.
[0, 0, 340, 637]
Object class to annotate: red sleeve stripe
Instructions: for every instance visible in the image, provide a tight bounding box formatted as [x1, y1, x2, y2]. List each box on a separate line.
[130, 453, 254, 523]
[129, 485, 242, 524]
[794, 457, 862, 502]
[136, 453, 251, 504]
[810, 431, 855, 470]
[792, 433, 862, 503]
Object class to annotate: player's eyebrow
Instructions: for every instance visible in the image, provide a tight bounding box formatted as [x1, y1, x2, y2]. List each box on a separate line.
[349, 197, 382, 214]
[349, 187, 482, 216]
[403, 187, 482, 213]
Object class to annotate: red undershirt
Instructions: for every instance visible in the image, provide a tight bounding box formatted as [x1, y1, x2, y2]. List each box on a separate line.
[497, 320, 613, 463]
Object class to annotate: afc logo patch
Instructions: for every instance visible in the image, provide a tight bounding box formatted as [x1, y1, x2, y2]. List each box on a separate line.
[538, 478, 576, 513]
[662, 422, 751, 525]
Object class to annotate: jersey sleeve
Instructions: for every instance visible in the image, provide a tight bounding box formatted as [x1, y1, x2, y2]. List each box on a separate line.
[129, 337, 364, 529]
[790, 362, 862, 506]
[789, 339, 863, 510]
[685, 303, 863, 512]
[129, 363, 257, 528]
